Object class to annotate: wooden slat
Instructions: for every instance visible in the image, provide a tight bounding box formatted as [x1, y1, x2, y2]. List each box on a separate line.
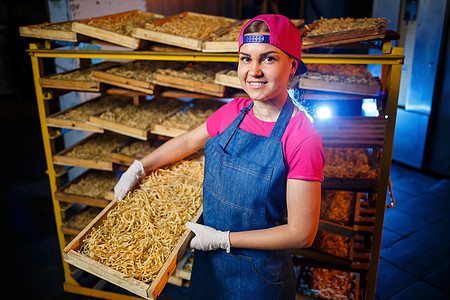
[19, 21, 78, 42]
[71, 10, 164, 49]
[154, 73, 226, 97]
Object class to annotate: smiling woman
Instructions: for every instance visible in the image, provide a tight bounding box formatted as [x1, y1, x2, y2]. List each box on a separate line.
[114, 14, 325, 300]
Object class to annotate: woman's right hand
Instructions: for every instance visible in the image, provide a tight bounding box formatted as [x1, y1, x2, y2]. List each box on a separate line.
[114, 160, 145, 200]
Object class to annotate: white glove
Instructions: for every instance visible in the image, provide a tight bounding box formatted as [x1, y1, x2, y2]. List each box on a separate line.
[114, 160, 145, 200]
[186, 222, 230, 253]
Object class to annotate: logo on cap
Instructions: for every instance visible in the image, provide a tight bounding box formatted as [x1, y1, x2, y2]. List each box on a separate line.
[242, 35, 271, 44]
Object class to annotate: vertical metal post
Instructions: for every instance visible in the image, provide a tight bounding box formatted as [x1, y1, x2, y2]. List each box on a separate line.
[365, 47, 404, 299]
[29, 43, 78, 286]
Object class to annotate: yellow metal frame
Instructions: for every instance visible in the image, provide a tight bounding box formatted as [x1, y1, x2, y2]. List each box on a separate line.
[28, 43, 403, 300]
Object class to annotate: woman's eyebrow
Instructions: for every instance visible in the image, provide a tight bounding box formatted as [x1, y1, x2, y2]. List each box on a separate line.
[239, 50, 279, 58]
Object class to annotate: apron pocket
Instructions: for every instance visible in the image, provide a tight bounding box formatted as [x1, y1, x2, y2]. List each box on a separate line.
[221, 252, 284, 299]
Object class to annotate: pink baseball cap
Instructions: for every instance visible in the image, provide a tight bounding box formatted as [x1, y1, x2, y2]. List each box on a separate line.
[238, 14, 307, 75]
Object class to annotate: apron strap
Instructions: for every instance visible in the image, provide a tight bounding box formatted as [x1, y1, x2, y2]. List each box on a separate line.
[218, 102, 254, 149]
[268, 97, 294, 141]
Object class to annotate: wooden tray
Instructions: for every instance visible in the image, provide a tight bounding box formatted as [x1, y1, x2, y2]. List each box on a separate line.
[153, 63, 229, 97]
[53, 133, 130, 171]
[214, 69, 241, 89]
[110, 138, 164, 166]
[314, 117, 386, 147]
[55, 170, 117, 208]
[88, 98, 187, 140]
[298, 77, 380, 97]
[302, 19, 386, 49]
[19, 21, 79, 42]
[202, 19, 304, 53]
[132, 12, 237, 51]
[46, 94, 131, 132]
[71, 10, 164, 49]
[319, 191, 376, 237]
[296, 266, 360, 300]
[61, 207, 103, 236]
[63, 200, 203, 299]
[92, 61, 185, 95]
[151, 99, 225, 138]
[39, 61, 118, 92]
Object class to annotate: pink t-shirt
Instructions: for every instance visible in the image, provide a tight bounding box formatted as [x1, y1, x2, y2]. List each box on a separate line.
[206, 98, 325, 181]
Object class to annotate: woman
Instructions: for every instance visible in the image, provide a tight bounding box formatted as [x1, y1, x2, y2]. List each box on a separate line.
[114, 14, 325, 299]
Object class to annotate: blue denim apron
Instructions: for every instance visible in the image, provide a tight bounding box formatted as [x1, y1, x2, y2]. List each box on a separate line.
[188, 98, 296, 300]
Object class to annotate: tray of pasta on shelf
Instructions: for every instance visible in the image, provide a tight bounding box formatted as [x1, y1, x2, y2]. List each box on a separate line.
[298, 64, 381, 97]
[319, 191, 375, 238]
[293, 230, 370, 268]
[132, 11, 237, 51]
[202, 18, 304, 52]
[53, 133, 130, 171]
[19, 20, 80, 42]
[71, 10, 165, 49]
[39, 61, 119, 92]
[88, 97, 188, 140]
[92, 60, 185, 94]
[110, 138, 166, 166]
[46, 94, 131, 133]
[62, 207, 103, 236]
[315, 117, 386, 147]
[63, 154, 204, 299]
[214, 69, 241, 89]
[321, 147, 380, 192]
[301, 17, 388, 48]
[151, 99, 225, 137]
[296, 265, 361, 300]
[55, 170, 118, 207]
[153, 62, 231, 97]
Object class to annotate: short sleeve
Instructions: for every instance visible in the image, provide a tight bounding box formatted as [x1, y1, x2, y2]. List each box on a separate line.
[287, 134, 325, 182]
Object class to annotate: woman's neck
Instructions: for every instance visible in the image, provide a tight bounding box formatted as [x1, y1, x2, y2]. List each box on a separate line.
[252, 93, 287, 122]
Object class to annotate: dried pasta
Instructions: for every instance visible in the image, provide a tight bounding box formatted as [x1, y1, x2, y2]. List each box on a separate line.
[145, 14, 235, 39]
[98, 97, 185, 129]
[64, 134, 129, 161]
[48, 62, 118, 81]
[320, 191, 355, 226]
[156, 62, 229, 83]
[80, 156, 204, 283]
[305, 17, 386, 37]
[64, 171, 117, 199]
[56, 95, 128, 122]
[323, 147, 378, 179]
[86, 11, 163, 36]
[298, 266, 357, 300]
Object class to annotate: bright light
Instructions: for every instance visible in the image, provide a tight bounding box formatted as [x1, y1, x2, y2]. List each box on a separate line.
[362, 98, 379, 117]
[316, 106, 332, 119]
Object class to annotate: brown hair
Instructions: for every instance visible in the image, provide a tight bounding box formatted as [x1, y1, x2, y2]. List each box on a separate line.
[244, 20, 270, 35]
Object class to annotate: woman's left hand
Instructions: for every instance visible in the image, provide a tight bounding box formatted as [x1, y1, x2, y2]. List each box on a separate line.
[186, 222, 230, 252]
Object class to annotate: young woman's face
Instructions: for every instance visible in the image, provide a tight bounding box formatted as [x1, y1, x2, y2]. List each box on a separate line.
[238, 36, 297, 104]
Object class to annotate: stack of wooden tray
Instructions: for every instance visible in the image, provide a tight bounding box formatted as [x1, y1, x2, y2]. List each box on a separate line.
[132, 12, 237, 51]
[71, 10, 165, 49]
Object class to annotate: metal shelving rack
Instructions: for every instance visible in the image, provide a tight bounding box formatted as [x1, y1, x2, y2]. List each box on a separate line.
[28, 41, 403, 300]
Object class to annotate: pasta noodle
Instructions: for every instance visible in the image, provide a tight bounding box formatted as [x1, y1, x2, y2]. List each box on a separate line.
[80, 155, 204, 283]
